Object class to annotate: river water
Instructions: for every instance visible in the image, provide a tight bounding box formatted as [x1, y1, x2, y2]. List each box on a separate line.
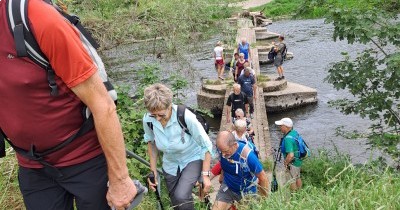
[262, 19, 386, 164]
[104, 18, 387, 164]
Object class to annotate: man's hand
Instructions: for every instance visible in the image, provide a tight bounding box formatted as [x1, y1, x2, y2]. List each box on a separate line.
[107, 177, 137, 210]
[254, 94, 257, 102]
[226, 117, 231, 123]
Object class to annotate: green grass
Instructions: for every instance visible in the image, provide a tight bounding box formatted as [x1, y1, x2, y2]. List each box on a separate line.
[245, 151, 400, 209]
[0, 151, 24, 210]
[250, 0, 397, 20]
[250, 0, 303, 19]
[2, 149, 399, 209]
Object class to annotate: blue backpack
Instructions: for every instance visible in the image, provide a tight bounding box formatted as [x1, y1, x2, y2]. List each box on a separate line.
[280, 132, 310, 160]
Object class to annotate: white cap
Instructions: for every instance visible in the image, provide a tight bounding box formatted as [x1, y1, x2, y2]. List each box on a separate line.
[275, 118, 293, 127]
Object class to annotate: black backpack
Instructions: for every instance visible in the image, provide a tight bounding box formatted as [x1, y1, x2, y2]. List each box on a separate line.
[0, 0, 116, 165]
[268, 47, 277, 61]
[281, 43, 288, 60]
[146, 105, 210, 143]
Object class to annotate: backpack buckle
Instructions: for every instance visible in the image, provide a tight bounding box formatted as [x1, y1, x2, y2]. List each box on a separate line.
[70, 15, 80, 25]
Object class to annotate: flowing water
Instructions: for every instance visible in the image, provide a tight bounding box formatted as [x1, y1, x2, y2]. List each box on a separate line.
[104, 18, 389, 164]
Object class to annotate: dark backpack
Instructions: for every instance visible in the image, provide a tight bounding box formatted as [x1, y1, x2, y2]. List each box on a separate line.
[1, 0, 116, 162]
[280, 132, 310, 160]
[281, 43, 288, 60]
[268, 47, 277, 60]
[146, 105, 210, 143]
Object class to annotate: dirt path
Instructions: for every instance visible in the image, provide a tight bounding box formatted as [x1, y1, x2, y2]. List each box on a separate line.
[238, 0, 272, 9]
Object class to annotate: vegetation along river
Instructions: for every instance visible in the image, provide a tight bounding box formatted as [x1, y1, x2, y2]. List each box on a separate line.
[103, 18, 389, 165]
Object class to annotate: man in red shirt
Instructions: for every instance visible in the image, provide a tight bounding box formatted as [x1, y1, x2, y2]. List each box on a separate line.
[0, 0, 136, 209]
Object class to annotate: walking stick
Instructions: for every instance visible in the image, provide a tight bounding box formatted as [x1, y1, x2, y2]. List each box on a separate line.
[271, 138, 283, 192]
[148, 172, 165, 210]
[198, 176, 211, 210]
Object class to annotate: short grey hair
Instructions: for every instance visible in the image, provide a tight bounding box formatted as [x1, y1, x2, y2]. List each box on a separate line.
[235, 108, 244, 117]
[233, 83, 241, 90]
[144, 83, 173, 112]
[226, 132, 237, 146]
[234, 119, 247, 131]
[239, 53, 245, 57]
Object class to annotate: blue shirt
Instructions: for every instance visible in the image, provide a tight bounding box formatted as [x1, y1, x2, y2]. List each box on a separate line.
[220, 142, 263, 194]
[238, 74, 255, 96]
[143, 104, 213, 176]
[238, 42, 250, 60]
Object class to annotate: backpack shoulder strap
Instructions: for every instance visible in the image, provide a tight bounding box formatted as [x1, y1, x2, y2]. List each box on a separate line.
[147, 122, 153, 131]
[7, 0, 58, 96]
[0, 128, 6, 158]
[177, 105, 190, 135]
[239, 143, 252, 161]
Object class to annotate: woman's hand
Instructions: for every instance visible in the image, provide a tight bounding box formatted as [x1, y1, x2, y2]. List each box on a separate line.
[147, 171, 158, 192]
[201, 175, 212, 194]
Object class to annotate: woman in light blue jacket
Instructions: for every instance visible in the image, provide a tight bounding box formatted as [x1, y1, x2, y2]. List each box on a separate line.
[143, 83, 213, 210]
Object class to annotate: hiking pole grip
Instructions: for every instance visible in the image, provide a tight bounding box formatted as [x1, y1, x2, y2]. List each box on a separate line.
[109, 179, 148, 210]
[147, 172, 164, 210]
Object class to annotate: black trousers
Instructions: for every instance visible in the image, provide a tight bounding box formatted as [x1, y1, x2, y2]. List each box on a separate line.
[18, 155, 110, 210]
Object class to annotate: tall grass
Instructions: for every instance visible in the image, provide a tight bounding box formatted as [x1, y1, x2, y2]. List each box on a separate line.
[1, 150, 399, 209]
[244, 151, 400, 209]
[0, 151, 24, 210]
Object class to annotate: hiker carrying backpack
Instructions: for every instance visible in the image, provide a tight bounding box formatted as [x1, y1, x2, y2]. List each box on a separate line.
[275, 117, 308, 190]
[226, 85, 249, 123]
[0, 0, 137, 209]
[216, 133, 268, 202]
[143, 83, 213, 210]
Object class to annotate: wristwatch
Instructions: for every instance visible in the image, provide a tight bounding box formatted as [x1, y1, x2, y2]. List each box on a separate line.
[201, 171, 211, 176]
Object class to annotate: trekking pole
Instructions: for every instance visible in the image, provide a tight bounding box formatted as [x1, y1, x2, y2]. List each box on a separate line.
[271, 142, 282, 192]
[125, 150, 162, 174]
[148, 172, 164, 210]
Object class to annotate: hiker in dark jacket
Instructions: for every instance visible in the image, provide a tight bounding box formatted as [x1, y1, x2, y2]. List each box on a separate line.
[0, 0, 136, 209]
[143, 83, 213, 210]
[226, 84, 249, 124]
[238, 68, 257, 119]
[275, 117, 303, 191]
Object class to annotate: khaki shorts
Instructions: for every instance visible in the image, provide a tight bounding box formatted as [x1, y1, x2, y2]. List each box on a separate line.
[285, 165, 301, 183]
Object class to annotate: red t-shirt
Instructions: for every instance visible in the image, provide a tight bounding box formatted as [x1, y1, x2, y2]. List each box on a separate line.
[0, 0, 103, 168]
[236, 60, 247, 76]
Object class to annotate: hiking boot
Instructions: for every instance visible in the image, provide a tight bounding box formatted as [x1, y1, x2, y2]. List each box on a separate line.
[275, 77, 281, 81]
[281, 76, 285, 80]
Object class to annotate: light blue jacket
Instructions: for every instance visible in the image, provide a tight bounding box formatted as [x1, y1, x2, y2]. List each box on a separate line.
[143, 104, 213, 176]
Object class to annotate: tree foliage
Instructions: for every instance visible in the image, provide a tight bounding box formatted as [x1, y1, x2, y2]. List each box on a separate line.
[324, 4, 400, 131]
[63, 0, 234, 51]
